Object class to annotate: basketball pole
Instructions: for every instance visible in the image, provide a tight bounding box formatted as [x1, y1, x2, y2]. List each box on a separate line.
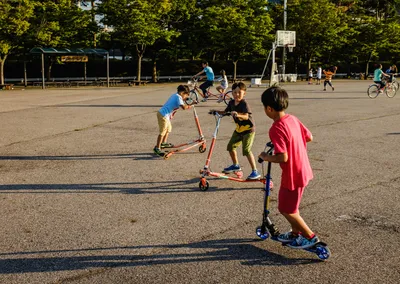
[282, 0, 287, 81]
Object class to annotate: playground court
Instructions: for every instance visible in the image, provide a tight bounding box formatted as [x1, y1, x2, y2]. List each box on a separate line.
[0, 80, 399, 283]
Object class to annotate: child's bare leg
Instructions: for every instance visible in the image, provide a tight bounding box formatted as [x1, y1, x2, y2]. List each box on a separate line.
[156, 134, 165, 149]
[162, 132, 169, 144]
[229, 150, 239, 165]
[216, 86, 223, 94]
[281, 212, 314, 238]
[246, 152, 257, 170]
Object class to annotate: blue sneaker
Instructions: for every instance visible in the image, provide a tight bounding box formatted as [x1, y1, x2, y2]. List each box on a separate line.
[223, 164, 241, 173]
[287, 235, 320, 249]
[277, 231, 298, 243]
[247, 170, 261, 180]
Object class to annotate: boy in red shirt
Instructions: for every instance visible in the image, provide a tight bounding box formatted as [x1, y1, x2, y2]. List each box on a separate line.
[258, 86, 319, 249]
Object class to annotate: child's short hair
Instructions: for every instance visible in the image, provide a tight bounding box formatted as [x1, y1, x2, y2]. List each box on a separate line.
[177, 85, 190, 94]
[261, 86, 289, 111]
[232, 82, 246, 91]
[202, 60, 208, 66]
[220, 69, 226, 76]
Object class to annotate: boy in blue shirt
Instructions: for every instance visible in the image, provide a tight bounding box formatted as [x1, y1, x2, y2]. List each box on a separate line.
[154, 85, 193, 157]
[193, 61, 215, 102]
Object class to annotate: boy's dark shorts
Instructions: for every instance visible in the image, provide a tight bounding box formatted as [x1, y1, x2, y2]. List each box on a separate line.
[227, 131, 255, 156]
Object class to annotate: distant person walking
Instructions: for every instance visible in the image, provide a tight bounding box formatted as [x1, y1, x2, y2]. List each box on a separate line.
[316, 66, 322, 85]
[308, 68, 313, 85]
[323, 66, 337, 91]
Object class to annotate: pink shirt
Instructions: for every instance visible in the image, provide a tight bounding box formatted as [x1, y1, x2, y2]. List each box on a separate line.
[269, 114, 313, 190]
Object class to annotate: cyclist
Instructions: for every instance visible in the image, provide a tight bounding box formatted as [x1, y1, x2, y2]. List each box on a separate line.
[385, 64, 397, 83]
[374, 64, 390, 92]
[193, 61, 215, 102]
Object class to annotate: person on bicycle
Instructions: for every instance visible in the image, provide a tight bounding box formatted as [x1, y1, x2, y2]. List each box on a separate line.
[193, 61, 215, 102]
[385, 65, 397, 82]
[374, 64, 389, 92]
[216, 69, 228, 103]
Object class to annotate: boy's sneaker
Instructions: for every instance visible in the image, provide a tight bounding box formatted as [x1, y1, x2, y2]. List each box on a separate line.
[161, 142, 174, 148]
[332, 87, 335, 91]
[153, 147, 165, 157]
[323, 89, 326, 91]
[277, 231, 299, 243]
[247, 170, 261, 180]
[287, 235, 320, 249]
[223, 164, 241, 173]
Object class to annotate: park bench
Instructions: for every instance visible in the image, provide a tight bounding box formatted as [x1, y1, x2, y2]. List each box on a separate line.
[128, 80, 148, 86]
[0, 84, 14, 90]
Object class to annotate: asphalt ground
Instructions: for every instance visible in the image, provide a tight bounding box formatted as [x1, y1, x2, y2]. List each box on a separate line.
[0, 80, 399, 284]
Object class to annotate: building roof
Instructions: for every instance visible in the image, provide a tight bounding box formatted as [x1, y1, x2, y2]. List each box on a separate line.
[29, 47, 109, 55]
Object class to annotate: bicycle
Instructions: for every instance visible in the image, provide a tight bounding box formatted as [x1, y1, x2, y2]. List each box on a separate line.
[367, 75, 398, 98]
[188, 77, 233, 105]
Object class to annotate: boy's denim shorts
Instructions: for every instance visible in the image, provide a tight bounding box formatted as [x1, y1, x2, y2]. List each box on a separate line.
[227, 131, 255, 156]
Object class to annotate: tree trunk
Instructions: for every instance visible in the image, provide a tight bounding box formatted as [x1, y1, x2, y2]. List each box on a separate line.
[47, 57, 54, 81]
[0, 58, 5, 85]
[0, 54, 8, 85]
[152, 59, 157, 83]
[137, 54, 142, 82]
[233, 60, 238, 80]
[136, 44, 146, 82]
[365, 51, 373, 80]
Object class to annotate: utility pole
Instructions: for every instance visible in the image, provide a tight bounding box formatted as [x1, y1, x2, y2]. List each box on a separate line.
[282, 0, 287, 80]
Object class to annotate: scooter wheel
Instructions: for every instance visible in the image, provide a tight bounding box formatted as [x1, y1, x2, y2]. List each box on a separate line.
[315, 244, 331, 260]
[256, 226, 269, 240]
[199, 144, 206, 153]
[199, 180, 209, 191]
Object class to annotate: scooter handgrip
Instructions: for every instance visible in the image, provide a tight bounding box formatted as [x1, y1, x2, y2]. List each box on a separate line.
[258, 157, 264, 163]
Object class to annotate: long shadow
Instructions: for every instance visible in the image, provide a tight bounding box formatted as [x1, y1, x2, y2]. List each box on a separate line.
[387, 132, 400, 135]
[290, 96, 366, 100]
[0, 238, 320, 274]
[51, 104, 213, 108]
[53, 104, 162, 108]
[0, 153, 156, 161]
[0, 178, 264, 195]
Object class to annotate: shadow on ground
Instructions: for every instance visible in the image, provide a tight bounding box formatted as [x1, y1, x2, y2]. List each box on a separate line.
[0, 238, 320, 274]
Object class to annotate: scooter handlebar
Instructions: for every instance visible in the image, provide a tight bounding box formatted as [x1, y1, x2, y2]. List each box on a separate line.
[258, 142, 274, 163]
[208, 111, 231, 117]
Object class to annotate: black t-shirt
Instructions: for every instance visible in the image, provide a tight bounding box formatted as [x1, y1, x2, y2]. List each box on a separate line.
[224, 99, 255, 134]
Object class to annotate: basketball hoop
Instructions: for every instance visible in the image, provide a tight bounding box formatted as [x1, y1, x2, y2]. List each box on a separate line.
[286, 44, 294, 53]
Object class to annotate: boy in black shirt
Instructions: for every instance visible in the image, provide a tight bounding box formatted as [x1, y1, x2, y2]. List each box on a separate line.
[210, 82, 260, 180]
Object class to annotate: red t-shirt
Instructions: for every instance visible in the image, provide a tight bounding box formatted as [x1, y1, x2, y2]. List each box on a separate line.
[269, 114, 313, 190]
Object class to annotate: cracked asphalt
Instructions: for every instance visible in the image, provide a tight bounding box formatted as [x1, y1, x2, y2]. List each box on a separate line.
[0, 81, 399, 283]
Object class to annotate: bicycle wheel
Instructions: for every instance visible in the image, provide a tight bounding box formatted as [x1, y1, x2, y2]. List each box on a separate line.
[223, 91, 233, 105]
[188, 89, 199, 103]
[386, 83, 397, 98]
[367, 84, 380, 98]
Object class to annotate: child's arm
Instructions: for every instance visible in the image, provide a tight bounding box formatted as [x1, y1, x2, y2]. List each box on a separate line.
[306, 134, 313, 143]
[193, 70, 205, 78]
[231, 112, 249, 120]
[258, 152, 288, 163]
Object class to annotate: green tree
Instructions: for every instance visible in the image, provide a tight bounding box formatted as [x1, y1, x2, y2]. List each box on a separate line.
[199, 0, 274, 79]
[27, 0, 96, 79]
[99, 0, 179, 81]
[285, 0, 347, 70]
[0, 0, 34, 85]
[340, 0, 400, 76]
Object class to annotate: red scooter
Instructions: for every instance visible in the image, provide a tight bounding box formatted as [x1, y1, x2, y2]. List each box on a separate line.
[198, 111, 267, 190]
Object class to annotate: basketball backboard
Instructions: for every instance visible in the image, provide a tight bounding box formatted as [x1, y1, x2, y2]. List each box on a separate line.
[276, 30, 296, 47]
